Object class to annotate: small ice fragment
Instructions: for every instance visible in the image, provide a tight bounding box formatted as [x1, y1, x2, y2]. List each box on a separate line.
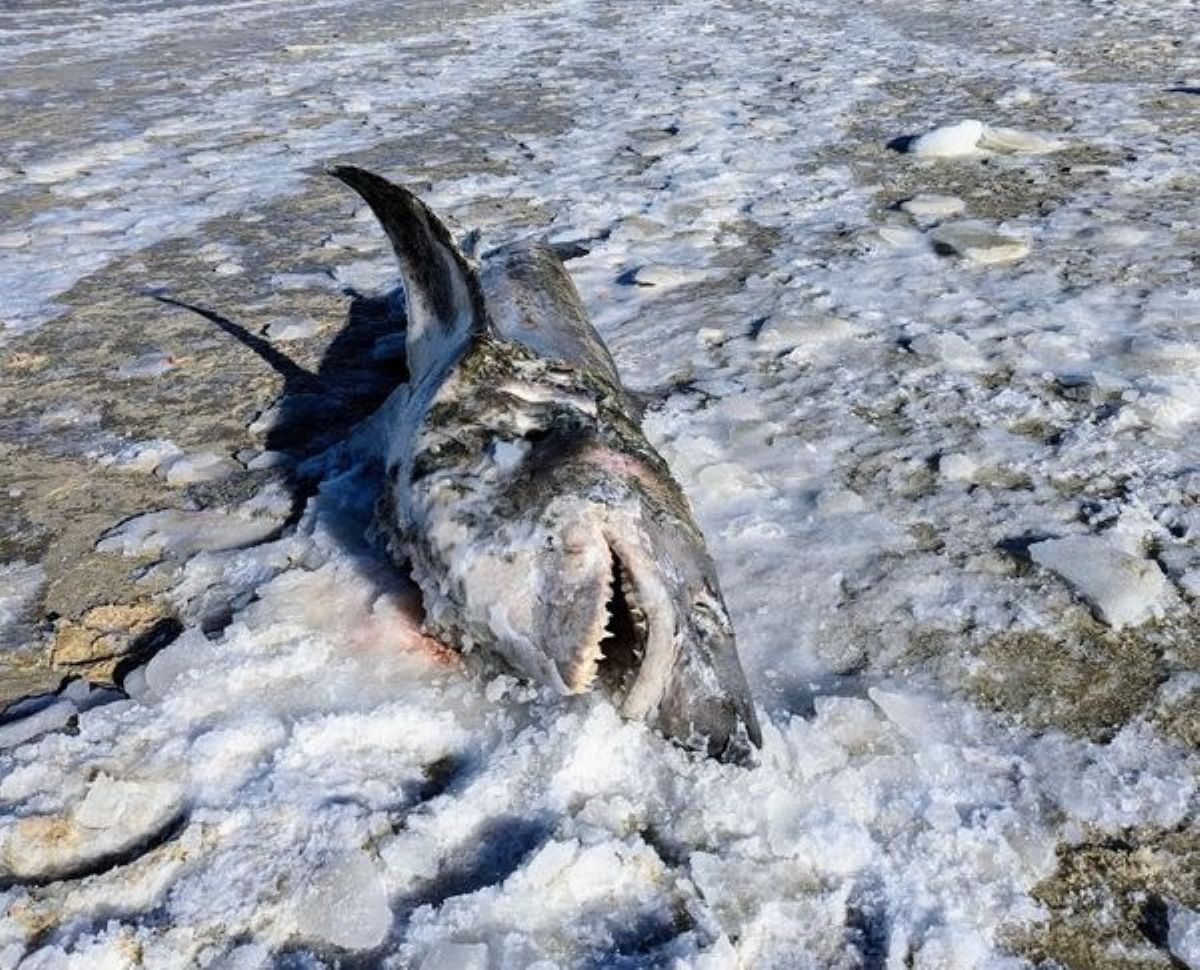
[491, 439, 528, 472]
[900, 194, 966, 218]
[998, 86, 1037, 106]
[381, 832, 440, 882]
[692, 936, 739, 970]
[293, 850, 392, 950]
[0, 560, 45, 652]
[1168, 904, 1200, 969]
[103, 438, 185, 474]
[908, 331, 988, 371]
[264, 317, 319, 341]
[96, 503, 283, 559]
[334, 259, 398, 293]
[626, 264, 710, 287]
[1029, 535, 1176, 628]
[271, 271, 338, 292]
[0, 775, 183, 881]
[0, 700, 76, 749]
[247, 450, 293, 470]
[76, 775, 175, 828]
[906, 119, 985, 158]
[214, 261, 244, 276]
[419, 942, 490, 970]
[161, 451, 238, 484]
[869, 687, 942, 743]
[783, 717, 848, 780]
[875, 226, 925, 249]
[931, 224, 1031, 264]
[143, 629, 220, 696]
[939, 453, 978, 482]
[117, 352, 176, 380]
[978, 124, 1065, 154]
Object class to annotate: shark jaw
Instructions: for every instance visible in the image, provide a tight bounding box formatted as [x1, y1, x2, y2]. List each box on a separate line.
[566, 531, 677, 725]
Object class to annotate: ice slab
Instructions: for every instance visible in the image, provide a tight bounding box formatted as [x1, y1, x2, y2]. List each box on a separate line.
[292, 850, 392, 951]
[900, 193, 966, 218]
[932, 223, 1032, 264]
[0, 775, 183, 882]
[907, 119, 986, 158]
[1029, 535, 1177, 628]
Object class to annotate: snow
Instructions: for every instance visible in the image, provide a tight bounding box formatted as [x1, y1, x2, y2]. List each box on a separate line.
[419, 942, 490, 970]
[1, 0, 1198, 964]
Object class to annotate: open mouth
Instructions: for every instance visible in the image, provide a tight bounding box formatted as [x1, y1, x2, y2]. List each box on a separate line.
[595, 550, 648, 701]
[569, 534, 676, 719]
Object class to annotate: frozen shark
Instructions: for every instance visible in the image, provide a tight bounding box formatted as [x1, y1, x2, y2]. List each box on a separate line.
[333, 167, 761, 762]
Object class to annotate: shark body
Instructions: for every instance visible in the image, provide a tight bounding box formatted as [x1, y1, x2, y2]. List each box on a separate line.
[334, 167, 761, 762]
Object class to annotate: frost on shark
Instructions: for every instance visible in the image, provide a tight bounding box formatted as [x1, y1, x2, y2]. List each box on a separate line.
[0, 0, 1198, 966]
[328, 165, 760, 762]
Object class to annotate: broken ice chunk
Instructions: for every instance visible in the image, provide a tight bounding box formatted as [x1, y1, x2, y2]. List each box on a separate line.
[1029, 535, 1177, 628]
[117, 351, 177, 380]
[264, 317, 319, 341]
[904, 119, 1064, 158]
[161, 451, 239, 485]
[0, 699, 76, 750]
[931, 223, 1031, 265]
[907, 119, 986, 158]
[1168, 903, 1200, 969]
[292, 850, 392, 950]
[978, 124, 1066, 154]
[0, 775, 184, 882]
[900, 193, 966, 218]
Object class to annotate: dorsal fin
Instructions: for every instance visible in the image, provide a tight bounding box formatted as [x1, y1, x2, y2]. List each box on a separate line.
[330, 166, 487, 382]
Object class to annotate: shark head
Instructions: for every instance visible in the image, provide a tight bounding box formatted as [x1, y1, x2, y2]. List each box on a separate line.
[332, 166, 761, 762]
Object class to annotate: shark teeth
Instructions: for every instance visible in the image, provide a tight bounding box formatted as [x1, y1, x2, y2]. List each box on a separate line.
[563, 543, 651, 699]
[562, 550, 613, 694]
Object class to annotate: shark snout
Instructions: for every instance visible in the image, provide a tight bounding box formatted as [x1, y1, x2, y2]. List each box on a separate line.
[532, 510, 761, 764]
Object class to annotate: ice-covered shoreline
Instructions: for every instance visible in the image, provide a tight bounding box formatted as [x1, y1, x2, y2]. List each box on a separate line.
[1, 0, 1198, 965]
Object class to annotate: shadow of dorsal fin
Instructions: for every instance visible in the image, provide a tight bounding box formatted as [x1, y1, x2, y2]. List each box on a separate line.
[330, 166, 488, 383]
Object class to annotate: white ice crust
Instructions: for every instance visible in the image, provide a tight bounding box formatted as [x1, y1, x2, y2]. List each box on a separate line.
[1, 0, 1197, 964]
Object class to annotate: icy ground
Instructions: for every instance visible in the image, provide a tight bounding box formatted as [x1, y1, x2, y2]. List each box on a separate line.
[1, 0, 1198, 966]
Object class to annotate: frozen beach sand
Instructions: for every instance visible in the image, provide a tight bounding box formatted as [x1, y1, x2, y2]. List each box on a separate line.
[0, 0, 1197, 964]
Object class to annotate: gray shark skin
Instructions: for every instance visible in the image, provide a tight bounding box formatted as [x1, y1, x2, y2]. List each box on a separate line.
[331, 166, 761, 763]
